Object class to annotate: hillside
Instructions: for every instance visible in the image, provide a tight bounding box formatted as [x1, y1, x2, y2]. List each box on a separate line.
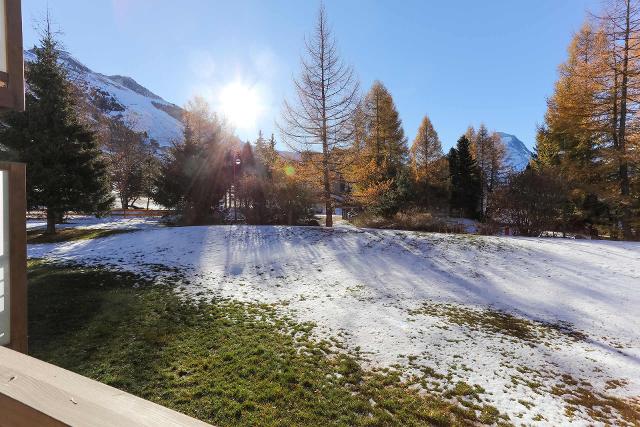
[24, 50, 184, 147]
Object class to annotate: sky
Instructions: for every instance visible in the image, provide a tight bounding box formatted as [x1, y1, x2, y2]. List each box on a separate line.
[21, 0, 601, 151]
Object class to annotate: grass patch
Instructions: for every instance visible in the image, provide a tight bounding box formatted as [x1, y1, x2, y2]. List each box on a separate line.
[551, 381, 639, 426]
[28, 262, 508, 426]
[410, 302, 585, 345]
[27, 227, 134, 244]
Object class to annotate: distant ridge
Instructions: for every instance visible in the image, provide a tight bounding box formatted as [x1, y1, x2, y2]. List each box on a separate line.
[24, 49, 184, 147]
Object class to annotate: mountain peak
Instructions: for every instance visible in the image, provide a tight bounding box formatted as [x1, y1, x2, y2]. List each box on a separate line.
[106, 75, 163, 101]
[497, 132, 532, 171]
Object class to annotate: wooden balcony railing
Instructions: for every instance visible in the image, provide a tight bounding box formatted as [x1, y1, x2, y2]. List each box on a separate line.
[0, 346, 212, 427]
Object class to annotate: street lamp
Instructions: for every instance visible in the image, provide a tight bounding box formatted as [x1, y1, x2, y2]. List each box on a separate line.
[0, 0, 24, 111]
[233, 154, 241, 221]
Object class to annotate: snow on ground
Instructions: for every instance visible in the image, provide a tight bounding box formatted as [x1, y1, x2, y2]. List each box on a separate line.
[27, 216, 160, 231]
[28, 219, 640, 425]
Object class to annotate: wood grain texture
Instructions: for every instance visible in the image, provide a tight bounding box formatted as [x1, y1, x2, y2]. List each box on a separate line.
[0, 162, 27, 353]
[0, 0, 25, 111]
[7, 162, 26, 353]
[0, 347, 213, 427]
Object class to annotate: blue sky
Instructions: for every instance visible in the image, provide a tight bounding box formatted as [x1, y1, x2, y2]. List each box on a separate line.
[22, 0, 599, 150]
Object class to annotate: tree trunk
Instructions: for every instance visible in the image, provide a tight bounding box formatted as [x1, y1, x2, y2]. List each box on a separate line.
[46, 209, 56, 235]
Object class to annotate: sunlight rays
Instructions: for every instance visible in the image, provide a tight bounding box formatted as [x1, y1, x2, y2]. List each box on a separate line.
[218, 80, 264, 132]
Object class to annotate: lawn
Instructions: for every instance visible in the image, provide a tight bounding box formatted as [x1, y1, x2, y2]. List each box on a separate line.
[27, 220, 640, 425]
[27, 227, 134, 244]
[28, 261, 506, 426]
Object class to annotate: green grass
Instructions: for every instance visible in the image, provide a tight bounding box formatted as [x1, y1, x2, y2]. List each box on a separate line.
[27, 227, 135, 244]
[28, 261, 508, 426]
[409, 302, 585, 345]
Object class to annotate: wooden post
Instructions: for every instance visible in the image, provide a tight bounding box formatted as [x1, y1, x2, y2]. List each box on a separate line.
[0, 0, 25, 112]
[0, 162, 27, 353]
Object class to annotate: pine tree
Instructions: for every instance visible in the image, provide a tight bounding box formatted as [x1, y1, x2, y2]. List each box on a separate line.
[254, 130, 278, 179]
[153, 97, 229, 224]
[448, 135, 481, 218]
[0, 22, 112, 233]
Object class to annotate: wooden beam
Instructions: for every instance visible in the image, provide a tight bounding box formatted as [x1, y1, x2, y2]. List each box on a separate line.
[0, 162, 27, 353]
[0, 0, 25, 111]
[0, 346, 213, 427]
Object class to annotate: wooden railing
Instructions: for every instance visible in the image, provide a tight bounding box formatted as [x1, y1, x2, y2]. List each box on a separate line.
[0, 346, 212, 427]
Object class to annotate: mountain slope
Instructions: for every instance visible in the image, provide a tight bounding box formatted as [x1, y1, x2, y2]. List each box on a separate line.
[24, 50, 184, 147]
[498, 132, 532, 171]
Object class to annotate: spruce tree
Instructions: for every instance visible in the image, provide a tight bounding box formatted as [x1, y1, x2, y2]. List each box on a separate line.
[448, 135, 481, 218]
[153, 98, 229, 224]
[0, 23, 112, 233]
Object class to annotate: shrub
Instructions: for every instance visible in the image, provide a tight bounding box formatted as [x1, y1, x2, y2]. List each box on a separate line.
[352, 208, 456, 232]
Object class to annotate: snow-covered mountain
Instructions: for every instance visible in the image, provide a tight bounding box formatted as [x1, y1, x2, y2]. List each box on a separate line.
[24, 50, 184, 147]
[498, 132, 532, 171]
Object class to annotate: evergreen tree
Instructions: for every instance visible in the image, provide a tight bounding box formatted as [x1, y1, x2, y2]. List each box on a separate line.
[254, 130, 278, 179]
[153, 97, 229, 224]
[448, 135, 481, 218]
[0, 23, 112, 233]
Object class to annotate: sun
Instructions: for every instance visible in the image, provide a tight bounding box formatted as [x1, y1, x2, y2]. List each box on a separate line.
[218, 81, 263, 131]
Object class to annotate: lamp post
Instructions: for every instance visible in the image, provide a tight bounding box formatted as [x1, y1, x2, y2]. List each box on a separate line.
[0, 0, 24, 112]
[233, 154, 241, 221]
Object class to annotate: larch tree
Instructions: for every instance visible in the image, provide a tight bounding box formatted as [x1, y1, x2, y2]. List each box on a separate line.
[0, 21, 112, 234]
[409, 115, 447, 209]
[348, 81, 408, 209]
[280, 4, 360, 227]
[409, 115, 443, 181]
[537, 5, 640, 238]
[597, 0, 640, 237]
[362, 81, 408, 182]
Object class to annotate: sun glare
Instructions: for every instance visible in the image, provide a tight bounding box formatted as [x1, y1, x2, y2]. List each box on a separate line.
[218, 81, 263, 131]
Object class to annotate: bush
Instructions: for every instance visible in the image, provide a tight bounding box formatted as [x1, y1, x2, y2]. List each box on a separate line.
[490, 168, 568, 237]
[352, 208, 458, 232]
